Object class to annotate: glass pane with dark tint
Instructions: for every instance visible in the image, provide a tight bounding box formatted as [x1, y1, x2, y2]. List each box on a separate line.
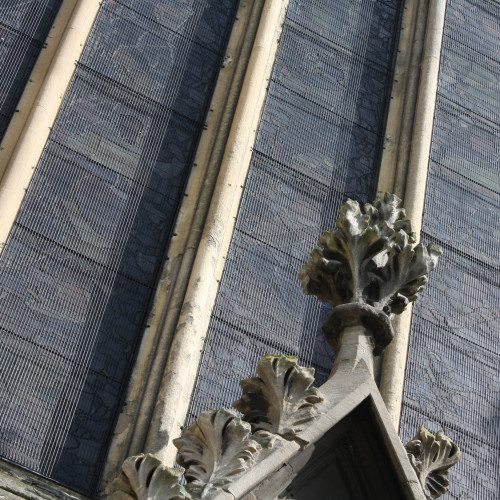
[401, 1, 500, 498]
[444, 0, 500, 64]
[430, 96, 500, 192]
[0, 0, 61, 41]
[0, 28, 41, 117]
[287, 0, 400, 67]
[402, 314, 499, 441]
[255, 83, 381, 201]
[0, 0, 239, 495]
[439, 37, 500, 124]
[272, 25, 391, 133]
[235, 153, 330, 258]
[423, 163, 500, 268]
[212, 229, 320, 353]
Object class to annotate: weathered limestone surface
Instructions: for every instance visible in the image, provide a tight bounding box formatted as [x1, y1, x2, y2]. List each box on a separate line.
[233, 354, 323, 442]
[109, 356, 324, 499]
[0, 459, 88, 500]
[377, 0, 448, 429]
[298, 193, 442, 354]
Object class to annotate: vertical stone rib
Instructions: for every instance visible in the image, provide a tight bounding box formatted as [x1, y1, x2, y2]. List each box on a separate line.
[0, 0, 98, 251]
[379, 0, 447, 429]
[142, 0, 291, 468]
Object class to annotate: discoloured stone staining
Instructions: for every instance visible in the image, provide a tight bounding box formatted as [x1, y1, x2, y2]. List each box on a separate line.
[175, 409, 260, 499]
[109, 454, 189, 500]
[233, 354, 324, 442]
[298, 193, 442, 355]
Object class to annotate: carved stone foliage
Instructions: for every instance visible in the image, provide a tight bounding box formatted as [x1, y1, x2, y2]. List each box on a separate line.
[109, 454, 190, 500]
[233, 354, 324, 442]
[110, 356, 324, 500]
[406, 426, 461, 499]
[174, 409, 260, 499]
[298, 193, 442, 317]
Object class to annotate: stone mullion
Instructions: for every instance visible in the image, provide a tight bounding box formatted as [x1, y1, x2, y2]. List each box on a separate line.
[127, 0, 291, 473]
[377, 0, 447, 428]
[0, 0, 100, 251]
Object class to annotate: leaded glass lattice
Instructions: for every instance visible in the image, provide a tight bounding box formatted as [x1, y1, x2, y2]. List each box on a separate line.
[0, 0, 63, 141]
[0, 0, 238, 495]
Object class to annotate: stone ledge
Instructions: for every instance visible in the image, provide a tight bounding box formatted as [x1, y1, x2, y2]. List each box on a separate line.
[0, 460, 90, 500]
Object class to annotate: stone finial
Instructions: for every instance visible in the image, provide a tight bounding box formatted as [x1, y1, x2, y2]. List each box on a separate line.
[110, 356, 323, 500]
[406, 427, 461, 499]
[298, 193, 442, 353]
[233, 354, 324, 443]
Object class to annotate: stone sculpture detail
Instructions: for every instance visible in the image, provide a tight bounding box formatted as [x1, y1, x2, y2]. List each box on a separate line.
[298, 193, 441, 314]
[110, 356, 324, 500]
[406, 426, 461, 499]
[174, 409, 260, 498]
[110, 453, 190, 500]
[233, 354, 324, 442]
[298, 193, 442, 353]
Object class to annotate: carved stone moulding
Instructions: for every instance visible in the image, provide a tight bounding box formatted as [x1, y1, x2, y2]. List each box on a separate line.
[406, 426, 461, 500]
[322, 302, 394, 355]
[109, 356, 324, 500]
[233, 354, 323, 443]
[114, 453, 189, 500]
[175, 408, 260, 499]
[109, 194, 452, 499]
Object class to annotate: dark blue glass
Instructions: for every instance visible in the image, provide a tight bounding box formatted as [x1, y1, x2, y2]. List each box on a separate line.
[400, 1, 500, 498]
[0, 0, 63, 142]
[0, 0, 239, 495]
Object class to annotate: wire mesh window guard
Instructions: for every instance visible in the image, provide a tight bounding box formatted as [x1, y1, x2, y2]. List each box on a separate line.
[0, 0, 239, 495]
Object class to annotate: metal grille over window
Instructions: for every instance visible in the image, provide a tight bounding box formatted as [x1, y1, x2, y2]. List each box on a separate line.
[187, 0, 402, 423]
[0, 0, 238, 495]
[399, 0, 500, 498]
[0, 0, 63, 142]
